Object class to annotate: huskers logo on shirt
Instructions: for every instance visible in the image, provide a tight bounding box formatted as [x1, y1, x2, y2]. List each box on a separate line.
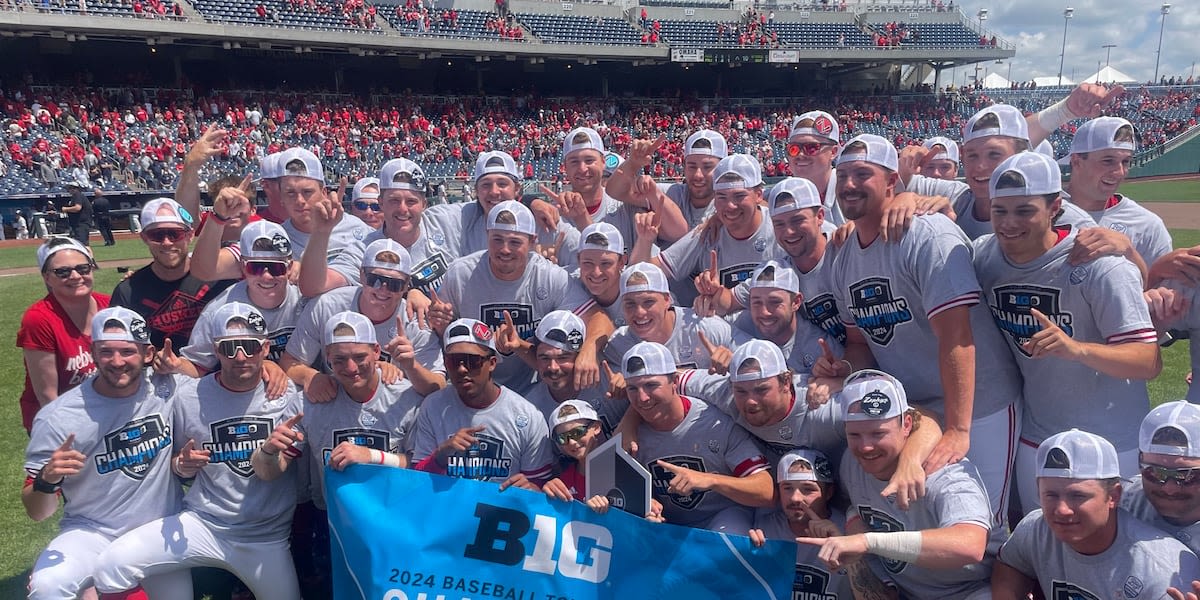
[794, 564, 837, 600]
[96, 415, 172, 480]
[848, 278, 912, 346]
[446, 432, 511, 480]
[649, 455, 708, 510]
[206, 416, 272, 477]
[989, 285, 1074, 357]
[1050, 581, 1100, 600]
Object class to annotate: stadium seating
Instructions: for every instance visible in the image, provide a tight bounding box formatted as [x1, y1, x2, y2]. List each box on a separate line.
[376, 6, 516, 41]
[189, 0, 383, 32]
[516, 13, 643, 45]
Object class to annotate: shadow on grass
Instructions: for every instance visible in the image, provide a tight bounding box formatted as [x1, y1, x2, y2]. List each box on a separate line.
[1, 571, 29, 597]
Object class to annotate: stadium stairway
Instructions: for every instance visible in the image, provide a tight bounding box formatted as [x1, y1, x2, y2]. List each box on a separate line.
[170, 0, 204, 22]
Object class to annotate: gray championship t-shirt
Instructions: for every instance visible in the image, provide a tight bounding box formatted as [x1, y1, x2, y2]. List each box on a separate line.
[182, 281, 307, 370]
[1066, 193, 1174, 266]
[952, 189, 1097, 240]
[282, 213, 372, 264]
[730, 310, 838, 375]
[1121, 477, 1200, 554]
[328, 223, 456, 295]
[658, 206, 776, 307]
[736, 241, 848, 347]
[603, 307, 732, 372]
[423, 201, 582, 271]
[999, 508, 1200, 600]
[660, 181, 715, 231]
[753, 508, 856, 600]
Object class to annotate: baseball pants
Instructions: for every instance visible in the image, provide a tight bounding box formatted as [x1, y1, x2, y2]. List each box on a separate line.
[28, 528, 191, 600]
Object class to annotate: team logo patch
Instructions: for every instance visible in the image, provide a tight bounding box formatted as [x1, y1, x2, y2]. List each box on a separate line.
[1108, 223, 1128, 234]
[473, 321, 494, 342]
[153, 375, 175, 399]
[353, 229, 365, 241]
[805, 293, 847, 346]
[778, 425, 794, 440]
[1123, 576, 1144, 598]
[989, 285, 1074, 357]
[205, 417, 271, 477]
[271, 233, 291, 255]
[1069, 267, 1088, 285]
[447, 432, 511, 480]
[536, 287, 550, 301]
[719, 263, 758, 289]
[129, 317, 150, 343]
[793, 564, 836, 600]
[1050, 581, 1100, 600]
[177, 207, 195, 226]
[753, 237, 767, 252]
[409, 253, 448, 294]
[848, 278, 912, 346]
[96, 415, 172, 480]
[359, 410, 378, 428]
[857, 506, 907, 574]
[324, 428, 390, 465]
[859, 391, 892, 417]
[813, 115, 835, 136]
[650, 455, 709, 510]
[244, 311, 267, 335]
[430, 231, 446, 246]
[604, 153, 621, 169]
[481, 304, 536, 340]
[515, 415, 529, 428]
[707, 440, 721, 454]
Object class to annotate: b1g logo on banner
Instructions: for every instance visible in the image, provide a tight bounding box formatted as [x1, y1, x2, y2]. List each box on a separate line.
[324, 467, 795, 600]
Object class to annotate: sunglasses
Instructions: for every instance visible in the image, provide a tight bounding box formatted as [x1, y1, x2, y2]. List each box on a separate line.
[1140, 462, 1200, 487]
[365, 272, 408, 293]
[144, 228, 188, 243]
[244, 261, 289, 277]
[217, 338, 265, 359]
[786, 142, 832, 158]
[553, 424, 591, 446]
[446, 353, 489, 372]
[49, 263, 97, 279]
[353, 201, 382, 212]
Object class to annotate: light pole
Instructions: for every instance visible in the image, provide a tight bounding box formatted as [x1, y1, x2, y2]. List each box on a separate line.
[1154, 3, 1170, 83]
[1058, 7, 1074, 87]
[1102, 43, 1116, 66]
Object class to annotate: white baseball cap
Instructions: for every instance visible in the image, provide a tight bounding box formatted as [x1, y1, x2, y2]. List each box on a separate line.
[91, 307, 151, 345]
[712, 154, 764, 191]
[562, 127, 605, 158]
[277, 147, 326, 184]
[323, 311, 377, 346]
[486, 200, 537, 236]
[619, 262, 670, 297]
[472, 151, 521, 183]
[258, 152, 282, 180]
[443, 318, 496, 352]
[621, 341, 676, 378]
[684, 129, 728, 159]
[351, 177, 381, 202]
[37, 237, 93, 271]
[578, 222, 624, 256]
[547, 399, 601, 431]
[1070, 116, 1137, 155]
[747, 260, 800, 295]
[962, 104, 1029, 145]
[1139, 401, 1200, 458]
[535, 310, 586, 353]
[207, 302, 268, 340]
[1036, 140, 1057, 160]
[378, 158, 427, 192]
[767, 177, 822, 217]
[789, 110, 840, 144]
[361, 238, 413, 275]
[730, 340, 789, 383]
[1037, 429, 1120, 480]
[777, 448, 834, 483]
[239, 221, 292, 261]
[989, 151, 1062, 199]
[140, 198, 194, 231]
[836, 135, 899, 173]
[922, 136, 960, 163]
[841, 369, 909, 422]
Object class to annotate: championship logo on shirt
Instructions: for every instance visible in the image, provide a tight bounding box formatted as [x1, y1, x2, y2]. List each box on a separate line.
[1050, 581, 1100, 600]
[650, 455, 708, 510]
[409, 253, 448, 294]
[323, 428, 391, 465]
[267, 327, 295, 363]
[481, 303, 536, 340]
[720, 263, 758, 289]
[857, 506, 907, 574]
[793, 564, 836, 600]
[804, 293, 848, 346]
[989, 285, 1074, 357]
[96, 415, 172, 480]
[446, 432, 511, 480]
[205, 416, 272, 477]
[848, 278, 912, 346]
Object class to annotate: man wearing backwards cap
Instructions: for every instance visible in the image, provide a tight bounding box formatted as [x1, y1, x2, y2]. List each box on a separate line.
[801, 370, 1002, 600]
[432, 200, 611, 395]
[1122, 401, 1200, 554]
[573, 222, 628, 326]
[1064, 116, 1173, 265]
[347, 177, 383, 229]
[821, 134, 1024, 525]
[413, 317, 555, 486]
[93, 303, 304, 599]
[23, 307, 191, 598]
[621, 341, 773, 532]
[729, 260, 839, 374]
[281, 238, 443, 399]
[916, 136, 960, 181]
[272, 146, 371, 265]
[607, 129, 728, 230]
[992, 429, 1199, 600]
[112, 197, 236, 350]
[973, 151, 1160, 513]
[785, 110, 846, 226]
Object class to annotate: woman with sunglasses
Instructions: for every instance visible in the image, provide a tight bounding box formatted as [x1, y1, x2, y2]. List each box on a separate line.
[348, 177, 383, 230]
[17, 238, 109, 433]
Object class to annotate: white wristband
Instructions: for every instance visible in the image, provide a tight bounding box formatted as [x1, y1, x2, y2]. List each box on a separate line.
[1036, 98, 1077, 132]
[369, 449, 403, 468]
[864, 531, 923, 564]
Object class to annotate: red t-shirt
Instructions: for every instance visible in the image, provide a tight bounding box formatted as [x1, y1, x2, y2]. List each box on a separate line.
[16, 293, 111, 432]
[559, 461, 586, 501]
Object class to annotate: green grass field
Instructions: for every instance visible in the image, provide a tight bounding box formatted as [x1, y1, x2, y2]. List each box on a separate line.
[0, 239, 151, 270]
[1118, 178, 1200, 203]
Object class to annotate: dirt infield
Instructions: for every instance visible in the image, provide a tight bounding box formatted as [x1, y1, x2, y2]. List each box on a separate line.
[1145, 203, 1200, 229]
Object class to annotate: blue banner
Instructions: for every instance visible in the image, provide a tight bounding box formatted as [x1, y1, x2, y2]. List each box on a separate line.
[325, 466, 795, 600]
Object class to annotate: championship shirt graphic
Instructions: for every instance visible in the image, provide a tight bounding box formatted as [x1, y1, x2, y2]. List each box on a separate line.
[804, 293, 848, 346]
[480, 303, 536, 340]
[989, 285, 1074, 357]
[792, 564, 836, 600]
[446, 432, 511, 480]
[409, 253, 449, 294]
[323, 428, 391, 465]
[649, 455, 709, 510]
[847, 278, 912, 345]
[719, 263, 758, 289]
[857, 506, 907, 574]
[1051, 581, 1100, 600]
[205, 417, 272, 477]
[266, 327, 295, 363]
[96, 415, 172, 480]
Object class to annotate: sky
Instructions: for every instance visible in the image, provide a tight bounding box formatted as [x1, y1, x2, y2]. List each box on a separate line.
[943, 0, 1197, 85]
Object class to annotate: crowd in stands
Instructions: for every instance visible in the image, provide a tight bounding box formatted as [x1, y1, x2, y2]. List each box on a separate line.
[484, 13, 523, 40]
[715, 8, 781, 48]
